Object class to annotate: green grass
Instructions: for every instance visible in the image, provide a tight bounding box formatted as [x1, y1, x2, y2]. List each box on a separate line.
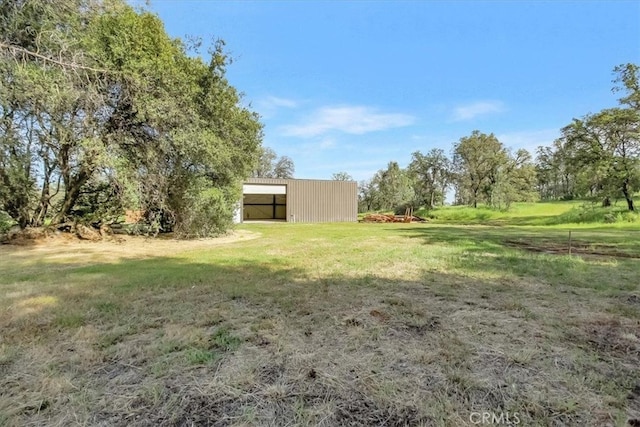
[1, 207, 639, 426]
[211, 327, 242, 352]
[418, 200, 640, 227]
[184, 348, 219, 365]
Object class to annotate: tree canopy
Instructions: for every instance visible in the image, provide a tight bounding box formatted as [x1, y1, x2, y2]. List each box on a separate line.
[533, 64, 639, 210]
[0, 0, 263, 236]
[408, 149, 451, 208]
[331, 171, 353, 181]
[252, 147, 295, 179]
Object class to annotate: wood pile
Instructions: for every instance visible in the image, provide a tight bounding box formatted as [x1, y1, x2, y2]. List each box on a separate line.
[362, 212, 428, 223]
[362, 213, 397, 223]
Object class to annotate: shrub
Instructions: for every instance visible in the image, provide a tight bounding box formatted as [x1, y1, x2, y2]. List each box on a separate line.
[172, 178, 242, 238]
[0, 211, 16, 234]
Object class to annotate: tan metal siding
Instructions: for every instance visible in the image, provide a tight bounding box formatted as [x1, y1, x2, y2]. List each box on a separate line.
[244, 178, 357, 222]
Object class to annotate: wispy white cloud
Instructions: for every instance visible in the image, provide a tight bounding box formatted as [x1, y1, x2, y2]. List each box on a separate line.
[294, 137, 338, 155]
[280, 105, 415, 137]
[260, 96, 298, 109]
[255, 96, 299, 118]
[318, 138, 336, 149]
[497, 129, 559, 153]
[451, 100, 505, 121]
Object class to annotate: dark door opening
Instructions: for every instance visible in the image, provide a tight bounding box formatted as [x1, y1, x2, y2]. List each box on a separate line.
[243, 194, 286, 220]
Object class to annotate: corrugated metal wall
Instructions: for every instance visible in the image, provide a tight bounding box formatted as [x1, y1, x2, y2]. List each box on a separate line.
[245, 178, 357, 223]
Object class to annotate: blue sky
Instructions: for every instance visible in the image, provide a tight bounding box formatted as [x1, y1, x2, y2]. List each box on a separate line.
[141, 1, 639, 181]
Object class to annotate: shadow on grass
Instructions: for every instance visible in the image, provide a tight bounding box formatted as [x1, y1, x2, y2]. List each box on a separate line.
[1, 254, 639, 426]
[394, 226, 640, 291]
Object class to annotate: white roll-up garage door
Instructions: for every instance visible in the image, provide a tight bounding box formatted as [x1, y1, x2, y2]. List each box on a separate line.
[242, 184, 286, 195]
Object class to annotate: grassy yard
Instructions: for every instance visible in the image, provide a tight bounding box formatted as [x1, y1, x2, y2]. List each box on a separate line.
[421, 201, 640, 228]
[1, 218, 639, 425]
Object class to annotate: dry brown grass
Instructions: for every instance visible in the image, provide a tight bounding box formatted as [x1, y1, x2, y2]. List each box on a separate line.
[0, 230, 259, 264]
[0, 223, 639, 426]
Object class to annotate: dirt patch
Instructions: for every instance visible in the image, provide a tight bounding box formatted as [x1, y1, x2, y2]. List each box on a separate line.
[576, 318, 640, 359]
[504, 239, 640, 259]
[369, 309, 391, 323]
[255, 363, 285, 385]
[175, 394, 251, 426]
[334, 392, 429, 427]
[628, 383, 640, 423]
[404, 316, 441, 336]
[90, 380, 431, 427]
[624, 294, 640, 307]
[0, 230, 260, 264]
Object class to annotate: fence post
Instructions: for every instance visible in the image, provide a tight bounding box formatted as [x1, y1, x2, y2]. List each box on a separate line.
[568, 230, 572, 256]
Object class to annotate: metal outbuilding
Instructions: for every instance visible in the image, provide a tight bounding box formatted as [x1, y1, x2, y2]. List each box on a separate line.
[239, 178, 357, 223]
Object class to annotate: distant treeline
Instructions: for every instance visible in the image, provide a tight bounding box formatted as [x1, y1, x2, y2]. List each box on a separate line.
[358, 64, 639, 213]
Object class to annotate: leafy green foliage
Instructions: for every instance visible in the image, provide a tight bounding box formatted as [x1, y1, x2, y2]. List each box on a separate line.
[450, 131, 535, 209]
[359, 161, 414, 213]
[452, 130, 508, 208]
[535, 64, 639, 211]
[489, 149, 539, 210]
[355, 64, 638, 215]
[174, 180, 240, 238]
[252, 146, 295, 178]
[535, 140, 582, 200]
[613, 63, 640, 110]
[565, 108, 639, 210]
[0, 0, 262, 235]
[376, 161, 413, 210]
[0, 210, 15, 234]
[359, 141, 536, 213]
[408, 149, 451, 208]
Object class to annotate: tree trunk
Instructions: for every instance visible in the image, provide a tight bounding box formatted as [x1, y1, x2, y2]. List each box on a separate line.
[32, 186, 49, 227]
[17, 208, 31, 229]
[622, 180, 635, 211]
[32, 172, 51, 227]
[52, 185, 80, 225]
[51, 169, 89, 225]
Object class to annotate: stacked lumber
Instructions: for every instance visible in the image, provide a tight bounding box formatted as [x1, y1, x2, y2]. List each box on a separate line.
[362, 214, 428, 223]
[363, 214, 397, 223]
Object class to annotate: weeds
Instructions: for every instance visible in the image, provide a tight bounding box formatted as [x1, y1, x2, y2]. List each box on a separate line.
[185, 348, 219, 365]
[211, 327, 242, 352]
